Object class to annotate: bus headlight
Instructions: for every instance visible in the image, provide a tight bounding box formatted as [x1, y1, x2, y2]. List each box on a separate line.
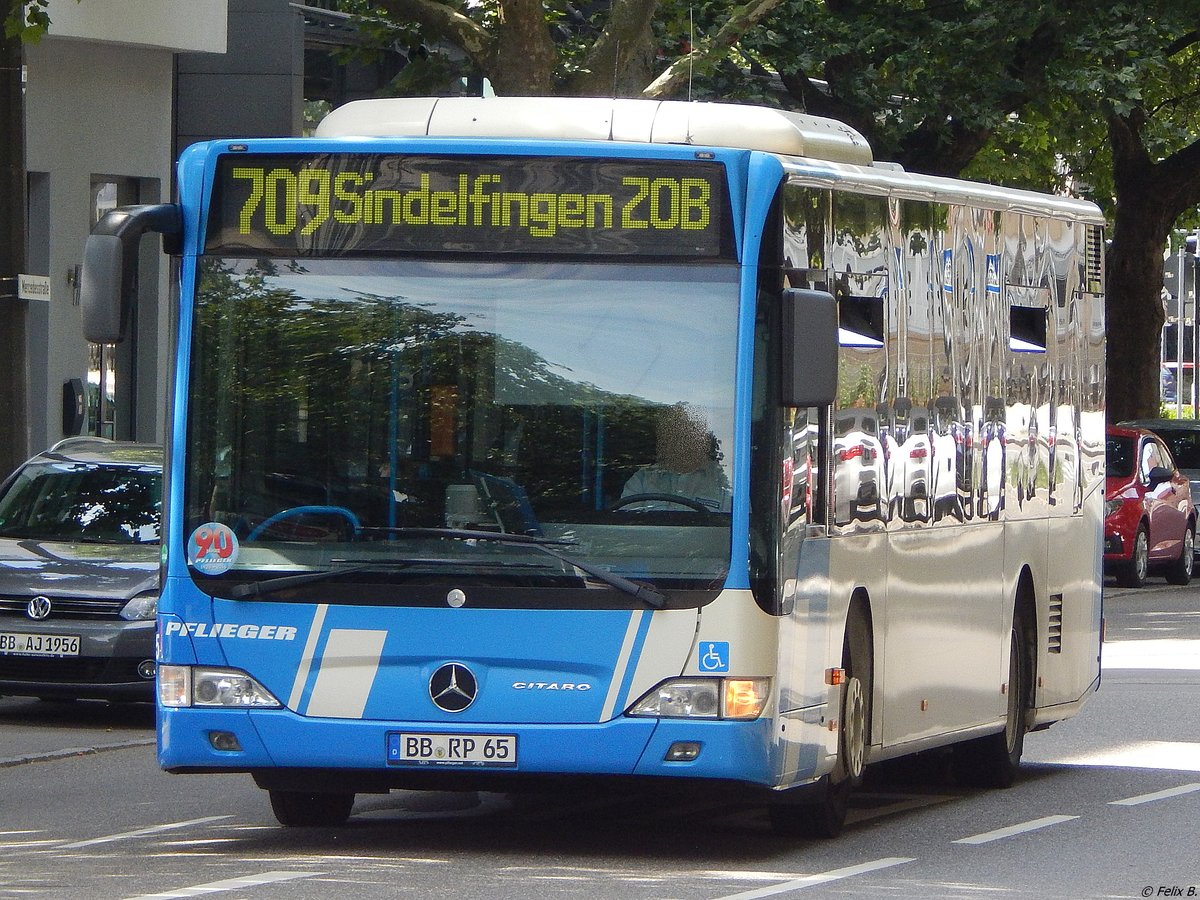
[158, 665, 281, 709]
[627, 677, 770, 720]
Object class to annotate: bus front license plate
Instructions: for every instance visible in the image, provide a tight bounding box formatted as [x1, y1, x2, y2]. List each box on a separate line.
[387, 732, 517, 767]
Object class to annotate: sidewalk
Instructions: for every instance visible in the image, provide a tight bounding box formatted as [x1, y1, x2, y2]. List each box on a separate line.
[0, 696, 155, 767]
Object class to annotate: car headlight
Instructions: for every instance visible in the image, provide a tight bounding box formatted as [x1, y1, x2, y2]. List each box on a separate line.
[158, 664, 281, 708]
[119, 591, 158, 621]
[1104, 498, 1124, 518]
[627, 677, 770, 720]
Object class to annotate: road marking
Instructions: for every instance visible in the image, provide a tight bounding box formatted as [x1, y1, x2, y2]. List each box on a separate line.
[711, 857, 916, 899]
[58, 816, 231, 849]
[0, 838, 62, 849]
[123, 870, 320, 899]
[1110, 782, 1200, 806]
[952, 814, 1077, 845]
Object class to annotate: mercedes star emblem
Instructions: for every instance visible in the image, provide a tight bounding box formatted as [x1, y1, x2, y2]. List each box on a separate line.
[26, 596, 52, 621]
[429, 663, 478, 712]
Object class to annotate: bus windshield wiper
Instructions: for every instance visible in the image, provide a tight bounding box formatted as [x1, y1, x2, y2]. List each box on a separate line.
[226, 563, 380, 600]
[356, 526, 667, 609]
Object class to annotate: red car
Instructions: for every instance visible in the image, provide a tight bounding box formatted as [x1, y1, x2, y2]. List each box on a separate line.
[1105, 424, 1195, 587]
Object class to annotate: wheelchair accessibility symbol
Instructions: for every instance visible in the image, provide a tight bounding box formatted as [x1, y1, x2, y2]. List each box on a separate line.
[698, 641, 730, 673]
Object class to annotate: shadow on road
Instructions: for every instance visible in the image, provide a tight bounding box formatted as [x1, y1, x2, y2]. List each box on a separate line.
[0, 696, 154, 731]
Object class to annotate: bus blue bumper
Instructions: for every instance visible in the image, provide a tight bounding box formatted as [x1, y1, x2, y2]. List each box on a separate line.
[159, 708, 776, 786]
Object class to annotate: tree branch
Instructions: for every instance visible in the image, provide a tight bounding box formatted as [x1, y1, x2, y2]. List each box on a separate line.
[567, 0, 658, 96]
[641, 0, 784, 98]
[893, 119, 984, 175]
[1107, 109, 1154, 193]
[376, 0, 495, 66]
[775, 66, 880, 146]
[1165, 29, 1200, 58]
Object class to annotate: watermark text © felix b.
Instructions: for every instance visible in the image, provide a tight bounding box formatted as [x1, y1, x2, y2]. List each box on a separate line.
[1142, 887, 1197, 897]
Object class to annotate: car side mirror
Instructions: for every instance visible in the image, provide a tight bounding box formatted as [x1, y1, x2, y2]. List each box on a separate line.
[1146, 466, 1174, 488]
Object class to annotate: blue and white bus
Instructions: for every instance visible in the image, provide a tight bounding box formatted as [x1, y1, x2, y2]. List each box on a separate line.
[81, 97, 1106, 836]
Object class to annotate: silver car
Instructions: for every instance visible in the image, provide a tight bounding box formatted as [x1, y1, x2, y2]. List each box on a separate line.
[0, 437, 161, 701]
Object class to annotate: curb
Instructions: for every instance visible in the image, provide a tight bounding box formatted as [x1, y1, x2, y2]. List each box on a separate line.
[0, 738, 156, 768]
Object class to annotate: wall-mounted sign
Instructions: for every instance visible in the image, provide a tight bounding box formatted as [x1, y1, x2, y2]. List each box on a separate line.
[18, 274, 51, 302]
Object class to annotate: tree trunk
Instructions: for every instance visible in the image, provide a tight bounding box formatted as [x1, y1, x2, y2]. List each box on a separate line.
[1105, 218, 1167, 423]
[489, 0, 558, 94]
[569, 0, 658, 98]
[1104, 112, 1200, 423]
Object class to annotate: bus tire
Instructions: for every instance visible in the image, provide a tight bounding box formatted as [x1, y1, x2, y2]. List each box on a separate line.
[769, 602, 871, 839]
[268, 789, 355, 827]
[768, 775, 849, 840]
[952, 606, 1031, 789]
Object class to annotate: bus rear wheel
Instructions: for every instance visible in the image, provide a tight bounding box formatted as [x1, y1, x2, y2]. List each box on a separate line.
[268, 789, 355, 827]
[953, 608, 1030, 789]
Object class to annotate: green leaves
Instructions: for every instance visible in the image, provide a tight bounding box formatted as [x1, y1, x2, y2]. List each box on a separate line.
[4, 0, 52, 42]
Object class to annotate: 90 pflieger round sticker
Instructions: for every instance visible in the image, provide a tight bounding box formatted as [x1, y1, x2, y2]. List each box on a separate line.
[188, 522, 239, 575]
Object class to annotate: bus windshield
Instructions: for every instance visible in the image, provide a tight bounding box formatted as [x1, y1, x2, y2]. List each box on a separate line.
[184, 256, 739, 605]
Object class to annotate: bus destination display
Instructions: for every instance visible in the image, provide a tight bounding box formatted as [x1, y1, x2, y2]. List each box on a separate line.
[204, 153, 732, 259]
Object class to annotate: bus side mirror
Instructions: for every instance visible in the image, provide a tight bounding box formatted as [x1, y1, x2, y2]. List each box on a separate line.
[80, 204, 182, 344]
[781, 288, 837, 407]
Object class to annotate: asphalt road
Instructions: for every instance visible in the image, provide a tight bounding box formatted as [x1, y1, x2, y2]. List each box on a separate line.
[1, 576, 1197, 900]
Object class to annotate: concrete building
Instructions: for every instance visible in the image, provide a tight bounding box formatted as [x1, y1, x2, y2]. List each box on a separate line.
[11, 0, 407, 465]
[21, 1, 227, 453]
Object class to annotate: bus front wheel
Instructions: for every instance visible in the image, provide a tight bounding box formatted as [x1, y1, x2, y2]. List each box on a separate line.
[268, 789, 355, 827]
[769, 603, 872, 839]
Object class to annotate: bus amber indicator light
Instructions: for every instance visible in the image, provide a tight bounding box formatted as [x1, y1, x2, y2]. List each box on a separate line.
[723, 679, 769, 719]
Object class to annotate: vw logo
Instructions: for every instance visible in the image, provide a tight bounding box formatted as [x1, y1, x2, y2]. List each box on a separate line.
[429, 663, 478, 713]
[26, 596, 52, 621]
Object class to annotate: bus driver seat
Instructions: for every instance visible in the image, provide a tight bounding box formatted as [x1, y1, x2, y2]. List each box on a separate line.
[620, 403, 731, 513]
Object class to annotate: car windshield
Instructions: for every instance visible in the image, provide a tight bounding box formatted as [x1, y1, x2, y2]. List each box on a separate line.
[1106, 436, 1136, 479]
[184, 257, 739, 605]
[0, 462, 161, 543]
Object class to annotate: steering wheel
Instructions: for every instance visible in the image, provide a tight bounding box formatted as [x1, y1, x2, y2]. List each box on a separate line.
[609, 493, 713, 516]
[246, 505, 361, 541]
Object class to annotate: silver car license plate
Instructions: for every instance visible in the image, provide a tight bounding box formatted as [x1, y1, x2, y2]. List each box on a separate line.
[0, 632, 81, 657]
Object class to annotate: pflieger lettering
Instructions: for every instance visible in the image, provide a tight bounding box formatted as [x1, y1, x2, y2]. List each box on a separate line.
[161, 620, 297, 641]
